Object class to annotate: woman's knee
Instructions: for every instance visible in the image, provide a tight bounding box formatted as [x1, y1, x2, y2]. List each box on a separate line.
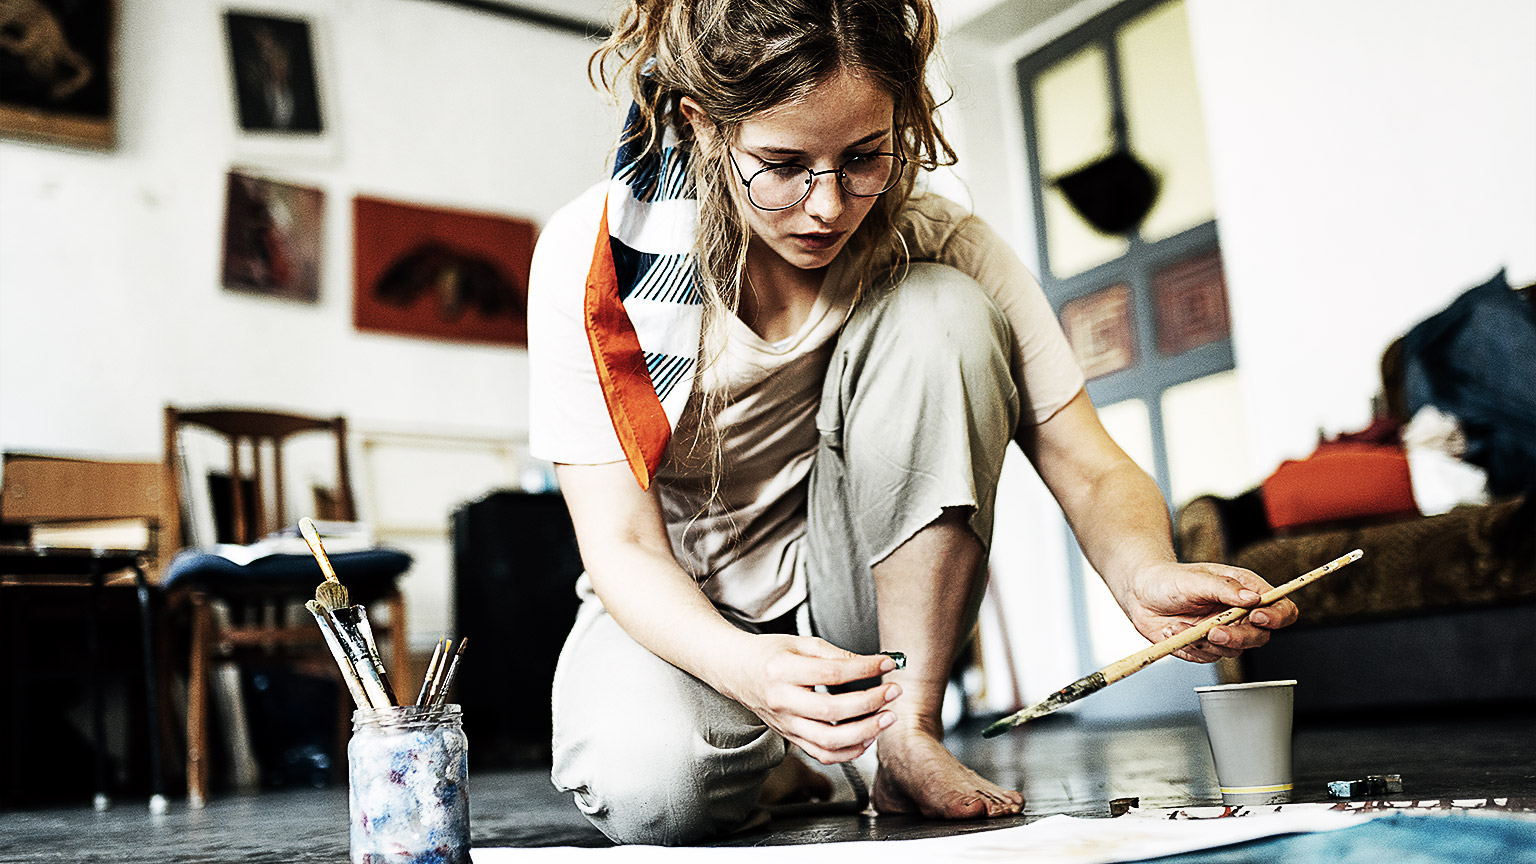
[872, 262, 1010, 358]
[554, 719, 782, 845]
[565, 747, 718, 845]
[551, 645, 784, 846]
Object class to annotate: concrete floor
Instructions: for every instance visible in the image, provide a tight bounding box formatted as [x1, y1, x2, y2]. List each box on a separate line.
[2, 709, 1533, 863]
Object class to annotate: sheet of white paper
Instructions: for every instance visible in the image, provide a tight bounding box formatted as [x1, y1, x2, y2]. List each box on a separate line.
[471, 805, 1380, 864]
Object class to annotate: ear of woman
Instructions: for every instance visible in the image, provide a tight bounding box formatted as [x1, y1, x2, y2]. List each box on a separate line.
[679, 96, 715, 146]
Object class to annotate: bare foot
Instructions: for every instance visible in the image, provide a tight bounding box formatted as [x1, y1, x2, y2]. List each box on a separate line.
[759, 750, 834, 806]
[872, 726, 1023, 819]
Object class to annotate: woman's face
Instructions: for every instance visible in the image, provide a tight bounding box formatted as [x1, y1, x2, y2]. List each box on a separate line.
[691, 69, 897, 271]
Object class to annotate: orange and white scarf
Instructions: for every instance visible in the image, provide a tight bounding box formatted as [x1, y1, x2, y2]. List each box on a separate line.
[583, 101, 701, 490]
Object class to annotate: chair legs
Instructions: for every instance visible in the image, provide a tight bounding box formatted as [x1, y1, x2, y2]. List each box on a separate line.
[184, 586, 410, 806]
[187, 593, 211, 809]
[132, 563, 168, 814]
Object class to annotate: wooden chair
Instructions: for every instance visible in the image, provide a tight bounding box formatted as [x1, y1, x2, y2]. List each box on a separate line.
[160, 406, 411, 808]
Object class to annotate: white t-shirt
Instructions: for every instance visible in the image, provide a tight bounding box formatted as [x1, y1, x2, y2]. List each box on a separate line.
[528, 183, 1084, 622]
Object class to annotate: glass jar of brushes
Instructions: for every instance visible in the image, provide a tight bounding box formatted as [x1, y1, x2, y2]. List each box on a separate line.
[348, 704, 470, 864]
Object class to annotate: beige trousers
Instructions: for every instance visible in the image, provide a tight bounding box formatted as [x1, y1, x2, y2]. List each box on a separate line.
[549, 263, 1021, 844]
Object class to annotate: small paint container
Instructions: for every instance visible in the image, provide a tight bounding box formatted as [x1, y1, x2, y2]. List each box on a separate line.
[349, 704, 470, 864]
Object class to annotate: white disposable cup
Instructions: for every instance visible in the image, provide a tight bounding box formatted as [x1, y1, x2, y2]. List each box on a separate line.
[1194, 680, 1296, 805]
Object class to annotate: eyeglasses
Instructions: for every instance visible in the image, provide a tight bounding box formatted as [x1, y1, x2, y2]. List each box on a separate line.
[729, 150, 908, 211]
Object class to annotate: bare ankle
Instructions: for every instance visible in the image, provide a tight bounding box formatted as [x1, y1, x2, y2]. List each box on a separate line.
[881, 712, 945, 743]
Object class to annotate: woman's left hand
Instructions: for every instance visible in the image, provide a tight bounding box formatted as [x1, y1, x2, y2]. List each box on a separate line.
[1121, 562, 1299, 663]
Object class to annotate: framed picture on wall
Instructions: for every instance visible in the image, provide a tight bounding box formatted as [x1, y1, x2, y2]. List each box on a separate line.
[220, 171, 325, 303]
[353, 196, 536, 347]
[0, 0, 117, 149]
[223, 10, 322, 133]
[220, 8, 337, 162]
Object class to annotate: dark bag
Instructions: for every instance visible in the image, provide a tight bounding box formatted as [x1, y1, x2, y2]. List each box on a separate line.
[1402, 270, 1536, 497]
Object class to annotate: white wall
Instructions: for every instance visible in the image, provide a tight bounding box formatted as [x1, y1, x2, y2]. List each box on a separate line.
[1186, 0, 1536, 468]
[0, 0, 621, 643]
[939, 0, 1536, 706]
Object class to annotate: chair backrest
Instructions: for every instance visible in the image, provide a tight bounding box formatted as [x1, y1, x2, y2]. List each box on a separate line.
[163, 406, 356, 552]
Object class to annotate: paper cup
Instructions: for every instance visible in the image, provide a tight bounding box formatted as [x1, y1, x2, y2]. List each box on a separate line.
[1195, 680, 1296, 805]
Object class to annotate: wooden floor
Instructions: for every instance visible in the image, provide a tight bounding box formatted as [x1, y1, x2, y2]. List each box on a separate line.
[3, 708, 1533, 862]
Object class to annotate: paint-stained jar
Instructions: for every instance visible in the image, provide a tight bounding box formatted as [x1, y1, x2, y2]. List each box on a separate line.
[349, 704, 470, 864]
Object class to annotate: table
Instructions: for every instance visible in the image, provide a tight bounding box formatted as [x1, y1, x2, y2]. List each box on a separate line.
[0, 545, 167, 813]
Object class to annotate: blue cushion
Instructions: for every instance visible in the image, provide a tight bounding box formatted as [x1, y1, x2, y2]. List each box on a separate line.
[163, 547, 411, 601]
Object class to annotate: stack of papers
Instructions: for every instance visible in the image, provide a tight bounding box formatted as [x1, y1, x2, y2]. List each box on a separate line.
[208, 520, 375, 565]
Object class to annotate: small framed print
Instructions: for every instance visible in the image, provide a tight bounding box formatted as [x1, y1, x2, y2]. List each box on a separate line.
[221, 8, 337, 162]
[220, 171, 325, 303]
[1154, 250, 1231, 357]
[1059, 284, 1137, 380]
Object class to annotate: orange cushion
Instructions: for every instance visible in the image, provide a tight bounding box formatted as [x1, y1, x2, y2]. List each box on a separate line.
[1262, 442, 1419, 531]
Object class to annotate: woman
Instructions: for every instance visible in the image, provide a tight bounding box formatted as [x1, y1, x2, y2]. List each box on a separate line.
[527, 0, 1296, 845]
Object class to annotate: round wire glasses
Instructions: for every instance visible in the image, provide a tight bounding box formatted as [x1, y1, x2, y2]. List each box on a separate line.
[730, 150, 908, 211]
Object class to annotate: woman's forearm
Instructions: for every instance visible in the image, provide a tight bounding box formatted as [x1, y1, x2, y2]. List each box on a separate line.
[1023, 390, 1178, 613]
[583, 543, 756, 691]
[555, 461, 753, 695]
[1053, 457, 1177, 612]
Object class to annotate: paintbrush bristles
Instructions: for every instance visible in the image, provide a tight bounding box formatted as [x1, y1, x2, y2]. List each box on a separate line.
[982, 672, 1107, 738]
[315, 581, 349, 612]
[299, 516, 350, 610]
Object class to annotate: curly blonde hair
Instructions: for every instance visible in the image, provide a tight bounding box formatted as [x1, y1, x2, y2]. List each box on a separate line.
[591, 0, 957, 483]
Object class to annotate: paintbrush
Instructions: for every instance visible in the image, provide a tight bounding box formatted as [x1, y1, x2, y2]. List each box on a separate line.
[305, 600, 373, 710]
[431, 638, 468, 707]
[331, 605, 398, 707]
[299, 516, 349, 611]
[351, 605, 398, 706]
[425, 638, 454, 706]
[416, 638, 446, 707]
[982, 549, 1364, 738]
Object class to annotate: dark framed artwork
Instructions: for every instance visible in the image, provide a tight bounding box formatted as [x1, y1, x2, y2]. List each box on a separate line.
[220, 171, 325, 302]
[0, 0, 116, 149]
[222, 10, 323, 135]
[353, 197, 535, 346]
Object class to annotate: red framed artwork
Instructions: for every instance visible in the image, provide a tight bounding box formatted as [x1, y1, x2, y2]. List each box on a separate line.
[352, 196, 535, 346]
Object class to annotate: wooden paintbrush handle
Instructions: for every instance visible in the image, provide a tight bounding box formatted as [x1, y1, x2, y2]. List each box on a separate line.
[298, 516, 340, 582]
[1100, 549, 1362, 685]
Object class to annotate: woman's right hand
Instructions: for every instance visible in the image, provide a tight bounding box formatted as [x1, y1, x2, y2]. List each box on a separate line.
[718, 634, 902, 765]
